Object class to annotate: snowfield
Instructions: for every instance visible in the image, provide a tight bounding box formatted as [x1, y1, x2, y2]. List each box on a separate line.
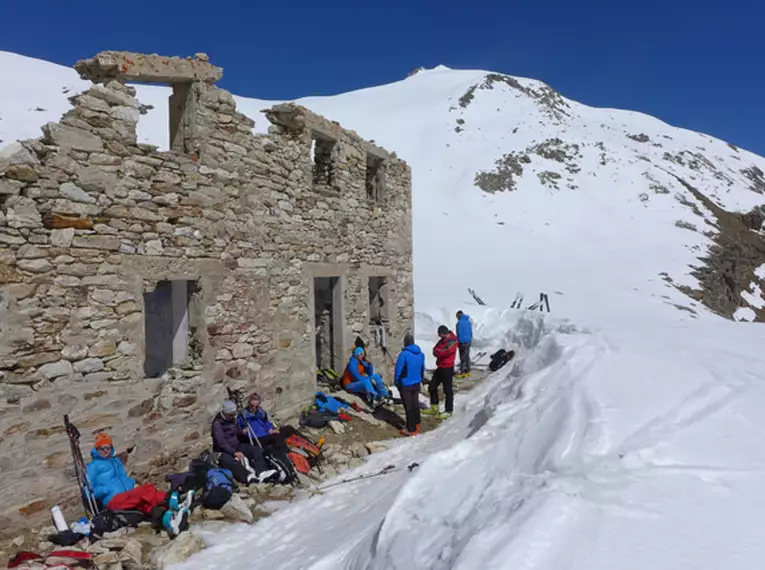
[174, 308, 765, 569]
[3, 50, 765, 568]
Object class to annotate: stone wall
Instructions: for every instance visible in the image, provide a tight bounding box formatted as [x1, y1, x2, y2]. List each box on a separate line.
[0, 52, 413, 536]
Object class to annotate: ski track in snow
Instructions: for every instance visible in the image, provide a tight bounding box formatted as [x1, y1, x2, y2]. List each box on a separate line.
[171, 308, 765, 570]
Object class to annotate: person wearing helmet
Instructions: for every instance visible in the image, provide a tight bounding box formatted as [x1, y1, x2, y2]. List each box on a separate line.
[342, 345, 389, 405]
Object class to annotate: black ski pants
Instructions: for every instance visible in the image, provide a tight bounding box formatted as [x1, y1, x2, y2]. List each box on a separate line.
[458, 342, 471, 374]
[218, 443, 268, 484]
[255, 425, 297, 452]
[429, 367, 454, 413]
[399, 383, 422, 433]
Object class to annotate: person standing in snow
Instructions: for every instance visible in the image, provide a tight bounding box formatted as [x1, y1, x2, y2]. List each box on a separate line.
[86, 433, 191, 537]
[342, 346, 390, 405]
[394, 333, 426, 436]
[424, 325, 458, 419]
[455, 310, 473, 378]
[211, 400, 277, 484]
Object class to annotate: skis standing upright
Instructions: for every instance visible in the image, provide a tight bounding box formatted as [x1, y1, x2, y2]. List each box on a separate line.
[63, 415, 100, 519]
[468, 288, 486, 306]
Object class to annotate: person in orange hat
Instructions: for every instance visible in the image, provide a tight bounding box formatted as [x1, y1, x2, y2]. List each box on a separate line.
[86, 432, 191, 537]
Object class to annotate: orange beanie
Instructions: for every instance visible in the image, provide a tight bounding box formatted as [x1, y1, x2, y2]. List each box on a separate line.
[95, 433, 113, 448]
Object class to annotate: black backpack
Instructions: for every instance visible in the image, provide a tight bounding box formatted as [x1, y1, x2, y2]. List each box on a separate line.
[264, 451, 298, 485]
[489, 349, 515, 372]
[299, 409, 337, 429]
[90, 509, 147, 539]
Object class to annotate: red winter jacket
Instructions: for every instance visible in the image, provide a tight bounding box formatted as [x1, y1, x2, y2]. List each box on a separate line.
[433, 332, 458, 369]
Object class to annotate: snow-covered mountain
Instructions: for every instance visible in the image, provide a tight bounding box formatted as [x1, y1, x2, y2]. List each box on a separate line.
[3, 51, 765, 325]
[3, 51, 765, 569]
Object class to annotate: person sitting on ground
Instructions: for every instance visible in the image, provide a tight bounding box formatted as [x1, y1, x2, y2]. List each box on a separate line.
[394, 333, 426, 436]
[424, 325, 458, 419]
[342, 346, 390, 405]
[211, 400, 277, 485]
[86, 432, 191, 537]
[455, 310, 473, 378]
[238, 391, 296, 473]
[238, 392, 297, 447]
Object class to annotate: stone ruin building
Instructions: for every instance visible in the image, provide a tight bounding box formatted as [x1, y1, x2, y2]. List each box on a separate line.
[0, 51, 413, 536]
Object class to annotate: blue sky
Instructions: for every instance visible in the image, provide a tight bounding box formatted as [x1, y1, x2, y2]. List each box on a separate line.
[2, 0, 763, 155]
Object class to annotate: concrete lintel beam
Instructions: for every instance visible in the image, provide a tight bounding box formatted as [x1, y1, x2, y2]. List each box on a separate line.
[75, 51, 223, 85]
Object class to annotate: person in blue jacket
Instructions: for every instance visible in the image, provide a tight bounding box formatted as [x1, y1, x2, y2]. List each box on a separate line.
[237, 392, 295, 478]
[85, 432, 190, 537]
[237, 392, 296, 447]
[342, 346, 389, 404]
[394, 333, 425, 436]
[455, 310, 473, 378]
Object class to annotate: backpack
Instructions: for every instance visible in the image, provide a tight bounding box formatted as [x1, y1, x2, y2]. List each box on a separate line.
[288, 453, 311, 474]
[489, 349, 515, 372]
[299, 409, 337, 428]
[314, 391, 349, 415]
[285, 433, 324, 470]
[202, 468, 234, 510]
[263, 450, 297, 484]
[90, 509, 147, 539]
[317, 368, 342, 392]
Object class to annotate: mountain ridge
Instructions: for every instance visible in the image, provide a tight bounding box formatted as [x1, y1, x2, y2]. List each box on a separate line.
[2, 50, 765, 323]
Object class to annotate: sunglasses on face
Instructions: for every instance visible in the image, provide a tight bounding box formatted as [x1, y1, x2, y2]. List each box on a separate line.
[97, 445, 112, 452]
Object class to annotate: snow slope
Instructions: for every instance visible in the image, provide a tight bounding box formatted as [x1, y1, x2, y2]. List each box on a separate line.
[3, 51, 765, 568]
[176, 309, 765, 570]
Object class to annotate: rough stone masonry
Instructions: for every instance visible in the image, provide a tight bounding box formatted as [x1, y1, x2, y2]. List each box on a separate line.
[0, 51, 413, 536]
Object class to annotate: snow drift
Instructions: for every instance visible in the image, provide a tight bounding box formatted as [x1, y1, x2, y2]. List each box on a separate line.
[172, 308, 765, 569]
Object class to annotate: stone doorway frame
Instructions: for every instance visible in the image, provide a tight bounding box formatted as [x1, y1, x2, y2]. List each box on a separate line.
[305, 263, 348, 373]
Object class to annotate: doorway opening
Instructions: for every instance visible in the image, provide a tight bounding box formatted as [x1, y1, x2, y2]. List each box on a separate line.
[143, 279, 201, 378]
[314, 277, 344, 371]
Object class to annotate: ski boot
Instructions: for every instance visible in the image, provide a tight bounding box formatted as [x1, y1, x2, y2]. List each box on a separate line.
[439, 411, 452, 420]
[421, 404, 440, 416]
[399, 424, 421, 437]
[169, 491, 182, 510]
[161, 490, 192, 539]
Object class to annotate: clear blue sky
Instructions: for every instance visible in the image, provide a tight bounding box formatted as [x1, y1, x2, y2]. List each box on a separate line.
[2, 0, 763, 155]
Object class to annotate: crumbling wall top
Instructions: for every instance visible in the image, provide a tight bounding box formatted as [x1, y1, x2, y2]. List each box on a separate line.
[264, 103, 395, 161]
[74, 51, 223, 85]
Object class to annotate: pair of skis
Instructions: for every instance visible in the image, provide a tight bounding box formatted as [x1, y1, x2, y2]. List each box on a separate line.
[512, 292, 551, 312]
[63, 415, 100, 519]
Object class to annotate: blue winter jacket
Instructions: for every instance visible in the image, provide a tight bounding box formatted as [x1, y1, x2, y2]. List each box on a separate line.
[86, 448, 135, 508]
[456, 314, 473, 343]
[237, 407, 275, 439]
[346, 355, 373, 382]
[394, 344, 425, 387]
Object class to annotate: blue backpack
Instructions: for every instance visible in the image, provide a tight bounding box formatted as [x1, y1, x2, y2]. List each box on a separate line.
[315, 391, 349, 415]
[202, 468, 234, 510]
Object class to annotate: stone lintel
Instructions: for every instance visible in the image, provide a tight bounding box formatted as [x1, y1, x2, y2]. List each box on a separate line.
[74, 51, 223, 85]
[264, 103, 392, 161]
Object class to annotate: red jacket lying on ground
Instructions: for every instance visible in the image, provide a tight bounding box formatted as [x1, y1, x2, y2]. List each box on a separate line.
[433, 332, 458, 369]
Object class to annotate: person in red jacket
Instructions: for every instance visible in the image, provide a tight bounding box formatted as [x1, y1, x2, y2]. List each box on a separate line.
[423, 325, 458, 419]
